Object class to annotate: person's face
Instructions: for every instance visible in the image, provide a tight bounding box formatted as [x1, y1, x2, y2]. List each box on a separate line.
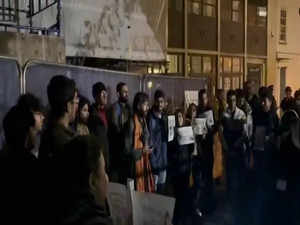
[200, 93, 208, 108]
[177, 112, 184, 127]
[155, 97, 165, 113]
[261, 97, 272, 112]
[286, 90, 292, 98]
[90, 153, 109, 209]
[68, 92, 79, 122]
[138, 101, 149, 117]
[98, 90, 108, 106]
[80, 104, 89, 123]
[237, 97, 245, 108]
[33, 111, 45, 133]
[227, 95, 237, 111]
[118, 85, 129, 103]
[245, 82, 255, 95]
[191, 106, 197, 119]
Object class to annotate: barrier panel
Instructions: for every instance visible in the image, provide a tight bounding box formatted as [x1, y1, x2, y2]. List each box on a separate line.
[23, 61, 143, 106]
[0, 57, 22, 148]
[143, 74, 209, 109]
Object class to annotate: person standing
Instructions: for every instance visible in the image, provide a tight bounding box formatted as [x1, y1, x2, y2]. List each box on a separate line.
[108, 82, 131, 183]
[124, 92, 155, 192]
[148, 90, 168, 194]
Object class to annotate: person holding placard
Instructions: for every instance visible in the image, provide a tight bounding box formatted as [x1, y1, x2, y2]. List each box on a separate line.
[169, 109, 194, 225]
[193, 89, 216, 215]
[220, 90, 248, 225]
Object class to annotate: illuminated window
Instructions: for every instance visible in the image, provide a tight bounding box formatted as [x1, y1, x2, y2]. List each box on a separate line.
[188, 0, 216, 17]
[167, 54, 183, 74]
[232, 0, 240, 22]
[280, 9, 287, 42]
[203, 0, 216, 17]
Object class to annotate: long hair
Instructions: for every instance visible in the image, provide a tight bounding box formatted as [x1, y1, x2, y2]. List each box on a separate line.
[133, 92, 149, 114]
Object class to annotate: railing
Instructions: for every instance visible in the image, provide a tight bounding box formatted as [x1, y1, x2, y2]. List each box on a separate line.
[0, 0, 61, 35]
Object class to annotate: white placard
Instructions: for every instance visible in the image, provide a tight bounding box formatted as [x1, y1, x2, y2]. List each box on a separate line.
[193, 118, 207, 135]
[176, 126, 195, 145]
[168, 115, 176, 142]
[276, 179, 287, 192]
[107, 183, 132, 225]
[199, 110, 214, 128]
[132, 191, 175, 225]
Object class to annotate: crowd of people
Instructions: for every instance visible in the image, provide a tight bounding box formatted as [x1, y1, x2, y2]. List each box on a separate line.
[0, 75, 300, 225]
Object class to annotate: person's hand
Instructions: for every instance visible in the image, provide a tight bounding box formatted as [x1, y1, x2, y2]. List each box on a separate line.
[143, 146, 153, 154]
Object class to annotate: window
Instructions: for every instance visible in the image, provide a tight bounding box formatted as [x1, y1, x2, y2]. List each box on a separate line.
[189, 55, 214, 75]
[167, 54, 184, 74]
[220, 56, 243, 73]
[188, 0, 216, 17]
[203, 0, 216, 17]
[280, 9, 287, 42]
[257, 6, 267, 27]
[232, 0, 240, 23]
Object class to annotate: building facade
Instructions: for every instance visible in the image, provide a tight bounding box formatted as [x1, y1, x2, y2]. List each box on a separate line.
[268, 0, 300, 103]
[165, 0, 268, 94]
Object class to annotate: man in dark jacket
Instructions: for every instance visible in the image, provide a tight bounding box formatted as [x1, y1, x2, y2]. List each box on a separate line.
[251, 87, 279, 225]
[148, 90, 168, 194]
[108, 82, 131, 183]
[89, 82, 110, 171]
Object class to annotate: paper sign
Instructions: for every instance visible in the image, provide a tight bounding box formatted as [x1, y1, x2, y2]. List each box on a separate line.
[107, 183, 132, 225]
[193, 118, 207, 135]
[176, 126, 195, 145]
[276, 179, 287, 192]
[199, 110, 214, 128]
[168, 115, 176, 142]
[132, 191, 175, 225]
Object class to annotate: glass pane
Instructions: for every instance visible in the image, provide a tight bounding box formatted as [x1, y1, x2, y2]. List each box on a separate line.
[219, 57, 223, 73]
[281, 18, 286, 25]
[167, 54, 183, 73]
[203, 56, 212, 73]
[203, 5, 215, 17]
[232, 0, 240, 11]
[281, 10, 286, 17]
[191, 56, 202, 73]
[192, 2, 201, 15]
[232, 11, 239, 22]
[224, 77, 231, 91]
[223, 57, 232, 73]
[232, 58, 240, 73]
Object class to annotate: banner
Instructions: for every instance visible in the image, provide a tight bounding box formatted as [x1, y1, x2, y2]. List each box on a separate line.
[168, 115, 176, 142]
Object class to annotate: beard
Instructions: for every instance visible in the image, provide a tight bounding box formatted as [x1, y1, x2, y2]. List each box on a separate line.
[120, 96, 128, 103]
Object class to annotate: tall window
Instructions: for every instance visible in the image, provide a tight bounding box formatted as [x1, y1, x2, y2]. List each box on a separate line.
[232, 0, 240, 23]
[189, 55, 214, 75]
[167, 54, 184, 74]
[280, 9, 287, 43]
[188, 0, 216, 17]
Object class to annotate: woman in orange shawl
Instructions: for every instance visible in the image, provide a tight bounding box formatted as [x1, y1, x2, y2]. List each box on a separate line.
[124, 92, 155, 192]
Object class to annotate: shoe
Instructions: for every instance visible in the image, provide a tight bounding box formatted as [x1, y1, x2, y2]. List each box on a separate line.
[194, 208, 203, 217]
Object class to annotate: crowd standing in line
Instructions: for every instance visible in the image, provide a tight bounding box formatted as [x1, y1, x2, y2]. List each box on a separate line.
[1, 75, 300, 225]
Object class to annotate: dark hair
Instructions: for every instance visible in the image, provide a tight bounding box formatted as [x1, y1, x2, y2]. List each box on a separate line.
[17, 93, 44, 113]
[59, 135, 103, 191]
[235, 89, 245, 99]
[116, 82, 126, 93]
[199, 89, 207, 98]
[78, 95, 90, 114]
[295, 90, 300, 99]
[92, 82, 106, 100]
[186, 103, 197, 120]
[154, 89, 165, 101]
[3, 106, 35, 150]
[133, 92, 149, 113]
[259, 86, 273, 100]
[47, 75, 76, 119]
[175, 108, 185, 127]
[227, 90, 236, 99]
[281, 98, 295, 111]
[285, 86, 292, 92]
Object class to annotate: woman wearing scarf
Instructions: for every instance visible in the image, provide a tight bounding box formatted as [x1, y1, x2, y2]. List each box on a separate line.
[124, 92, 155, 192]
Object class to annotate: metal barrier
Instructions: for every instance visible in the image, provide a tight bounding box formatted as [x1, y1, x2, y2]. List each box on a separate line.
[143, 74, 209, 108]
[23, 60, 143, 106]
[0, 56, 22, 148]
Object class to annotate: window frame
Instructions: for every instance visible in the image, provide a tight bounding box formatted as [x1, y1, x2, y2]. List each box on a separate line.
[280, 9, 287, 43]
